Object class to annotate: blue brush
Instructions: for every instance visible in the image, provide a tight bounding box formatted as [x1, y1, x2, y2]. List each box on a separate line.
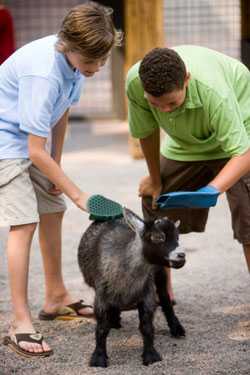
[157, 186, 220, 209]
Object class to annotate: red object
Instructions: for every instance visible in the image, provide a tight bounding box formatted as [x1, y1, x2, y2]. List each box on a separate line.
[0, 7, 15, 64]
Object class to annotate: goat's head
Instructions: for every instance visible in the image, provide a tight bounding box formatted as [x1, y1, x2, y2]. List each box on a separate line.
[123, 208, 185, 269]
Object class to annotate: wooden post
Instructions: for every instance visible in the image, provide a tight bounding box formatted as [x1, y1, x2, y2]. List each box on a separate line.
[241, 0, 250, 70]
[124, 0, 165, 159]
[96, 0, 126, 119]
[111, 47, 126, 120]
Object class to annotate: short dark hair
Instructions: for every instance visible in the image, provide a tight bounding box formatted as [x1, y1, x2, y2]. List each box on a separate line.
[139, 48, 187, 97]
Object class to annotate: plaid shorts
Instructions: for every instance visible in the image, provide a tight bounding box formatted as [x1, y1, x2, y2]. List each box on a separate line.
[142, 156, 250, 245]
[0, 159, 66, 226]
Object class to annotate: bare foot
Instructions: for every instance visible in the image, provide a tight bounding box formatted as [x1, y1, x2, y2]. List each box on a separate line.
[42, 292, 93, 317]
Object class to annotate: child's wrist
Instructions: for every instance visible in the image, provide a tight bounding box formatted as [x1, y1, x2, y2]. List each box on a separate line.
[73, 192, 90, 210]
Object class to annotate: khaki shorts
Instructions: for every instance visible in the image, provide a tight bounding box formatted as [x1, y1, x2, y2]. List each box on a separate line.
[0, 159, 67, 226]
[142, 156, 250, 245]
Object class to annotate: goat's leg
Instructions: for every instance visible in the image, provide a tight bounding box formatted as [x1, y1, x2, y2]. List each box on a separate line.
[108, 306, 122, 329]
[154, 267, 185, 337]
[90, 306, 111, 368]
[138, 295, 162, 366]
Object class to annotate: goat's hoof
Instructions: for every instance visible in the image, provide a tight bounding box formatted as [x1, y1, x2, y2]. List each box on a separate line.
[170, 320, 186, 337]
[142, 348, 162, 366]
[89, 352, 108, 368]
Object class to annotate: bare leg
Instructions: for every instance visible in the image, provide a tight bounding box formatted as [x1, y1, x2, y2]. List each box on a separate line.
[7, 224, 51, 353]
[39, 212, 93, 316]
[243, 244, 250, 272]
[165, 267, 175, 302]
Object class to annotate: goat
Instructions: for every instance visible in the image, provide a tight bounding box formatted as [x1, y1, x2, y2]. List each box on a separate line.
[78, 208, 186, 367]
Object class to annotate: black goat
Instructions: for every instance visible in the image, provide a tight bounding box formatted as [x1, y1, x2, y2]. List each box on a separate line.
[78, 208, 186, 367]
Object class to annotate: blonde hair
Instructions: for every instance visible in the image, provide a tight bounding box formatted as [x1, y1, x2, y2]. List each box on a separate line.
[56, 1, 122, 59]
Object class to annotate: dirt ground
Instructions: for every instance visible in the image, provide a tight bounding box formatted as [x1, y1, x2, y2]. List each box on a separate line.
[0, 120, 250, 375]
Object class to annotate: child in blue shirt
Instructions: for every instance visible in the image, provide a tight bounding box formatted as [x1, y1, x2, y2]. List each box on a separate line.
[0, 1, 121, 357]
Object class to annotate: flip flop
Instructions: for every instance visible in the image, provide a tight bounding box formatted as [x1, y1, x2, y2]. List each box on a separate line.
[38, 299, 94, 321]
[87, 194, 123, 221]
[3, 332, 53, 358]
[157, 186, 220, 209]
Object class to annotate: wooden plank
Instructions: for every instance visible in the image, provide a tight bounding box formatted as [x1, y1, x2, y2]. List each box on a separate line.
[125, 0, 164, 70]
[241, 0, 250, 69]
[111, 47, 126, 120]
[241, 0, 250, 38]
[125, 0, 165, 159]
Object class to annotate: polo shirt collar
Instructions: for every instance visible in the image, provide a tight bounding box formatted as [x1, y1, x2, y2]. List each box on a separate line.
[165, 82, 202, 118]
[55, 50, 81, 80]
[184, 78, 203, 109]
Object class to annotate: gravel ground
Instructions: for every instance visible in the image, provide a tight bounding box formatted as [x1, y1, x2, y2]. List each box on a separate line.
[0, 120, 250, 375]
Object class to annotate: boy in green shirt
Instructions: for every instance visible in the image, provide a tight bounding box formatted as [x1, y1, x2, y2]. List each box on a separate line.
[126, 46, 250, 302]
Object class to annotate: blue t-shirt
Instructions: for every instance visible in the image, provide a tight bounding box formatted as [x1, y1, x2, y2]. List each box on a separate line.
[0, 34, 84, 159]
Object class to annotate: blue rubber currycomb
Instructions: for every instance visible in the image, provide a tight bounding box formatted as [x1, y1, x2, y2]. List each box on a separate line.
[157, 186, 220, 209]
[87, 194, 124, 221]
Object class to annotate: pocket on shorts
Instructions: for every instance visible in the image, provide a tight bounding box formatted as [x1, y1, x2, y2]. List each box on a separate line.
[0, 159, 32, 187]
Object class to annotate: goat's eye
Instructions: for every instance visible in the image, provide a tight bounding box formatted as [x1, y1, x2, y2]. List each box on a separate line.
[154, 219, 162, 225]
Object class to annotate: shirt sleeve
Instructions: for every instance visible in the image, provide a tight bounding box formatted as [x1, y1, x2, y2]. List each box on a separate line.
[18, 75, 60, 137]
[210, 95, 250, 156]
[127, 91, 158, 139]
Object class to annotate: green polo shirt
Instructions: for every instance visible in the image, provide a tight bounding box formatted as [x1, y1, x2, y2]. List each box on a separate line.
[126, 45, 250, 161]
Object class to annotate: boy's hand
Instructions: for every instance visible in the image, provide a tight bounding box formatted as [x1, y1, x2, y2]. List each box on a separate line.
[139, 175, 162, 210]
[48, 184, 62, 196]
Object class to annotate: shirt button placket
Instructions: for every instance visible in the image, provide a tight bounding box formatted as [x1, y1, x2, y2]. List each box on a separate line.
[169, 117, 175, 132]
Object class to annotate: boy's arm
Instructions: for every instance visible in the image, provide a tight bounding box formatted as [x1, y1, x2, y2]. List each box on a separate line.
[51, 109, 69, 165]
[209, 148, 250, 192]
[28, 133, 89, 211]
[139, 128, 162, 208]
[207, 96, 250, 192]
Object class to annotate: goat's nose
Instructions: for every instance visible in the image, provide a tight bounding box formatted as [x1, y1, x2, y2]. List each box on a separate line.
[177, 252, 185, 259]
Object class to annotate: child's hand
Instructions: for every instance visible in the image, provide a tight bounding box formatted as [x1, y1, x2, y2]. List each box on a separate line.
[48, 184, 62, 196]
[138, 175, 162, 210]
[74, 192, 90, 212]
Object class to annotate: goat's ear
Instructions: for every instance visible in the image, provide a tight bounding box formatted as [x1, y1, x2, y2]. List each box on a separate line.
[122, 207, 144, 235]
[175, 219, 181, 228]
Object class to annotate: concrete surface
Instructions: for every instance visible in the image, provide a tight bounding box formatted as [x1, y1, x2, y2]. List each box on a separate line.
[0, 120, 249, 375]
